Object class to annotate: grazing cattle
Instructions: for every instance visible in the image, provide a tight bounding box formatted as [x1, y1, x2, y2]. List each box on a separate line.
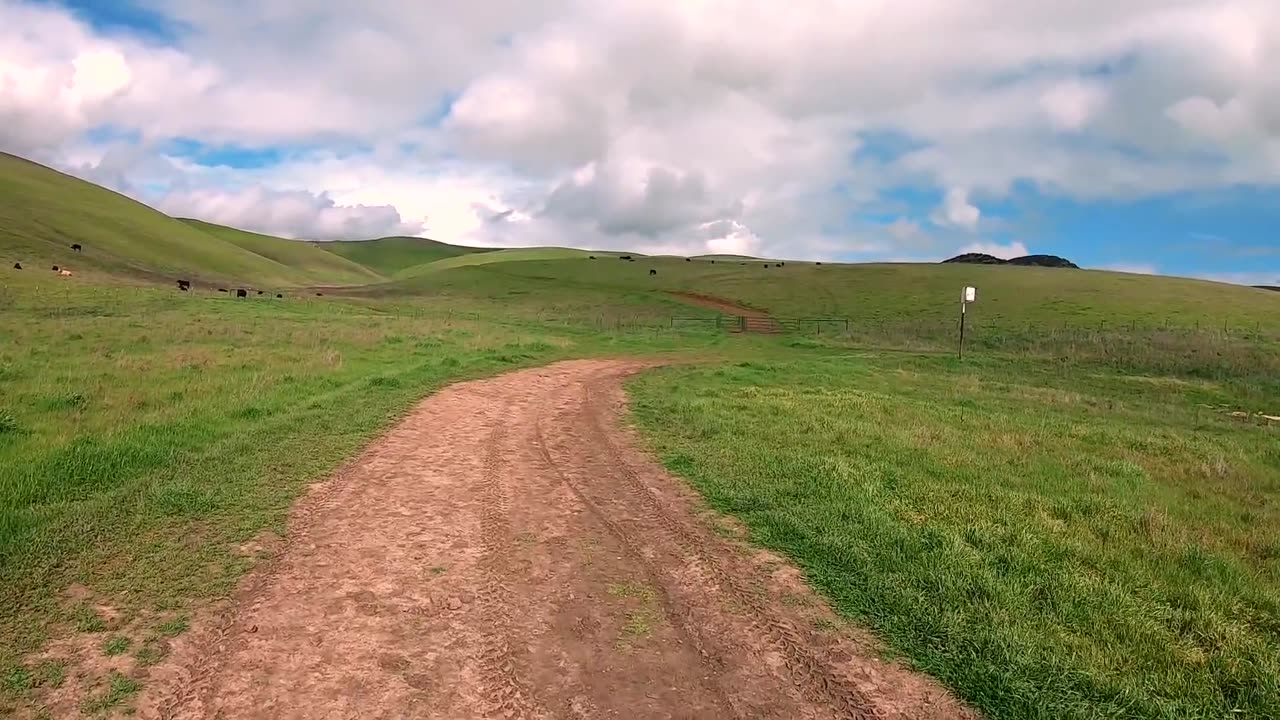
[588, 256, 596, 260]
[236, 289, 247, 298]
[52, 265, 60, 271]
[685, 257, 692, 262]
[218, 288, 228, 293]
[59, 269, 73, 277]
[315, 292, 324, 297]
[256, 290, 263, 295]
[816, 261, 822, 265]
[649, 268, 657, 276]
[12, 263, 20, 270]
[764, 264, 770, 268]
[778, 262, 785, 267]
[276, 294, 283, 299]
[619, 255, 632, 261]
[710, 260, 715, 264]
[71, 244, 82, 252]
[176, 279, 191, 291]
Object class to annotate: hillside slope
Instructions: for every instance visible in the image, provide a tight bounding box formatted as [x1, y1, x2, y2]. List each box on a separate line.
[0, 153, 316, 286]
[417, 255, 1280, 331]
[319, 236, 493, 277]
[181, 219, 385, 285]
[397, 247, 614, 277]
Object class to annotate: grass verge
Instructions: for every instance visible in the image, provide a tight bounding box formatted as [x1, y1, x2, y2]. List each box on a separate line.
[628, 351, 1280, 719]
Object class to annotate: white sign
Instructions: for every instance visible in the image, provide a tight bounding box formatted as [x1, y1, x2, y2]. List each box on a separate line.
[963, 286, 977, 303]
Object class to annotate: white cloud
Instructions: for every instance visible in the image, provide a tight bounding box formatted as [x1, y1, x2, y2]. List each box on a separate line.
[157, 186, 421, 241]
[1100, 262, 1159, 275]
[931, 188, 982, 230]
[2, 0, 1280, 268]
[957, 241, 1031, 259]
[1189, 271, 1280, 287]
[1041, 79, 1109, 132]
[888, 218, 926, 243]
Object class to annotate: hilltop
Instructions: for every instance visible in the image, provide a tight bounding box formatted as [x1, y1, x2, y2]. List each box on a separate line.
[943, 252, 1080, 269]
[317, 235, 494, 278]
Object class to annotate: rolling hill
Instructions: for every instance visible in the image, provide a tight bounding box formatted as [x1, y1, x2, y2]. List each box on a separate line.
[317, 236, 493, 277]
[180, 219, 384, 285]
[0, 153, 324, 287]
[389, 254, 1280, 332]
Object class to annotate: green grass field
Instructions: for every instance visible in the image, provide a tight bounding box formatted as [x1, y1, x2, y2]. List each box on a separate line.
[0, 269, 728, 715]
[629, 353, 1280, 719]
[317, 235, 493, 277]
[3, 153, 1279, 718]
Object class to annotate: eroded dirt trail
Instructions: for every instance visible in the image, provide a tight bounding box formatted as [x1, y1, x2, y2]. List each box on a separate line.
[148, 360, 971, 720]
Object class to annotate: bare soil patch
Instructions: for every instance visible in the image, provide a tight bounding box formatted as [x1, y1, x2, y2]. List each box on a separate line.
[667, 292, 781, 333]
[141, 360, 971, 719]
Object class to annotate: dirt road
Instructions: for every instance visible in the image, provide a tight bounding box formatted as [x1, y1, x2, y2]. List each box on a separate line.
[147, 360, 970, 720]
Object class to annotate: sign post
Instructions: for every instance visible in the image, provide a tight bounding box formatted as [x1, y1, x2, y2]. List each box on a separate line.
[959, 286, 976, 359]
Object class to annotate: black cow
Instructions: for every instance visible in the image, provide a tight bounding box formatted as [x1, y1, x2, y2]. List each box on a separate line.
[236, 289, 247, 298]
[12, 263, 20, 270]
[218, 288, 228, 293]
[764, 264, 770, 268]
[710, 260, 715, 264]
[650, 268, 657, 276]
[589, 255, 596, 260]
[256, 290, 263, 295]
[176, 279, 191, 291]
[276, 293, 283, 299]
[71, 244, 82, 252]
[685, 257, 691, 262]
[52, 265, 60, 271]
[816, 262, 823, 265]
[315, 292, 324, 297]
[619, 255, 632, 261]
[778, 262, 785, 267]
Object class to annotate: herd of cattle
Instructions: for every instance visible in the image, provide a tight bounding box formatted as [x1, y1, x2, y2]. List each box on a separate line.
[584, 255, 789, 275]
[13, 243, 803, 293]
[11, 243, 313, 299]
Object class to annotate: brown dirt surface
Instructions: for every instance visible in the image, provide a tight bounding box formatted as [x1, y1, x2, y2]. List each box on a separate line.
[142, 360, 974, 720]
[667, 292, 781, 333]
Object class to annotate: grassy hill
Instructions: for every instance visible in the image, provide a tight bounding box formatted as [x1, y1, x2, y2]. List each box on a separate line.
[0, 153, 319, 287]
[397, 246, 620, 277]
[440, 255, 1280, 332]
[318, 235, 493, 277]
[180, 219, 385, 286]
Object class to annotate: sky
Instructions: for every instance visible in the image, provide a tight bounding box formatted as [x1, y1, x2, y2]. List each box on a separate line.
[2, 0, 1279, 285]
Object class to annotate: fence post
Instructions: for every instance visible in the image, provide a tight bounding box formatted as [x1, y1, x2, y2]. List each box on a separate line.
[739, 315, 746, 332]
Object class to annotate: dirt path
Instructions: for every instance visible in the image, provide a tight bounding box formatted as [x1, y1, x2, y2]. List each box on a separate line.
[666, 292, 781, 333]
[144, 360, 971, 720]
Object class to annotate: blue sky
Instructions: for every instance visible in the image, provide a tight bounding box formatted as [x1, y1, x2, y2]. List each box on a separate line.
[3, 0, 1278, 284]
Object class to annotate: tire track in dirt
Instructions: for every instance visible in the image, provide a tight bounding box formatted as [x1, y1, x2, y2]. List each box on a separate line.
[576, 378, 873, 719]
[141, 360, 973, 720]
[476, 420, 545, 720]
[530, 388, 740, 717]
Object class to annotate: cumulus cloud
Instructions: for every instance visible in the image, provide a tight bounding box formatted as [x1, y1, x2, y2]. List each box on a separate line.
[3, 0, 1280, 267]
[157, 186, 421, 240]
[931, 188, 982, 230]
[957, 241, 1031, 259]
